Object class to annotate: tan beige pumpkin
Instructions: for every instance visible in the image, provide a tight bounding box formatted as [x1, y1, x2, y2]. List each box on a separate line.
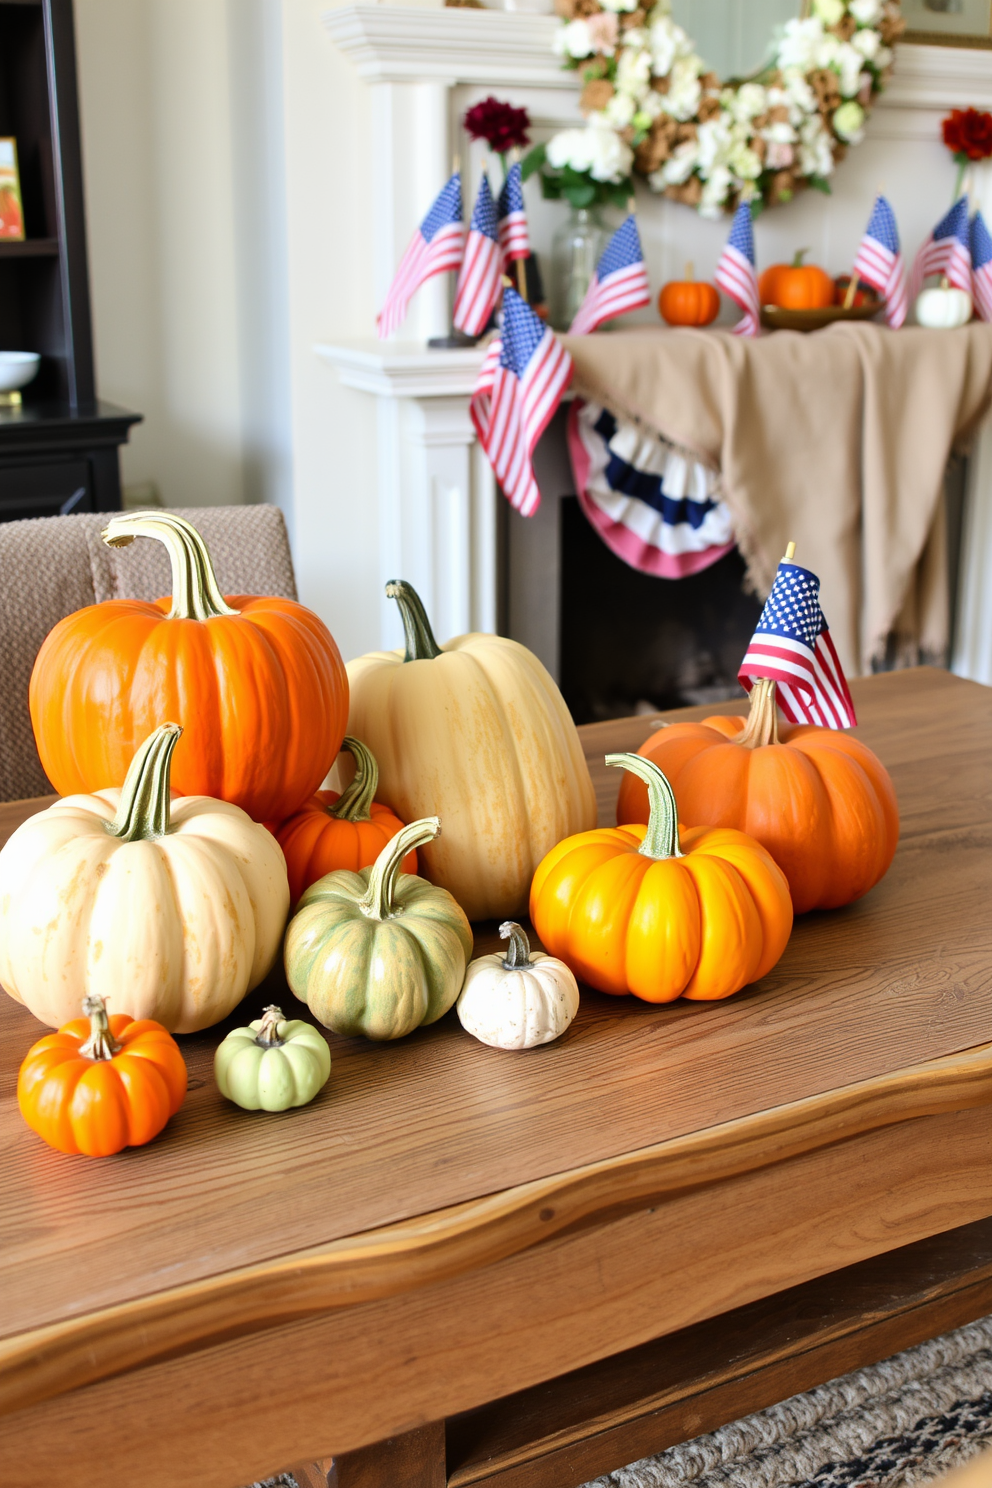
[0, 725, 289, 1032]
[345, 582, 597, 921]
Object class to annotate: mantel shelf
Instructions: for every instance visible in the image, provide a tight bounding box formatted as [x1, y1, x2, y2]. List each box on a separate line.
[316, 339, 487, 398]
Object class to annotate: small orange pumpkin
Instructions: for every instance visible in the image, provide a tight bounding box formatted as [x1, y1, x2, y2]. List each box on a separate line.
[659, 263, 719, 327]
[530, 752, 792, 1003]
[763, 250, 834, 310]
[275, 736, 416, 905]
[17, 995, 187, 1156]
[616, 678, 900, 915]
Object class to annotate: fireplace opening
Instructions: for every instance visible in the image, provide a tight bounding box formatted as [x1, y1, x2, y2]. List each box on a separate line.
[559, 496, 762, 725]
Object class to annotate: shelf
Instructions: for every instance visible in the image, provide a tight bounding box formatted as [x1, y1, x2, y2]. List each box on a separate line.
[0, 238, 58, 259]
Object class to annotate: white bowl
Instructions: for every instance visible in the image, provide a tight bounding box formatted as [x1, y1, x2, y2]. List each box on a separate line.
[0, 352, 41, 394]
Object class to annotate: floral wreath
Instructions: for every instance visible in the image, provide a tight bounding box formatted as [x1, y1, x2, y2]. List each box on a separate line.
[524, 0, 905, 218]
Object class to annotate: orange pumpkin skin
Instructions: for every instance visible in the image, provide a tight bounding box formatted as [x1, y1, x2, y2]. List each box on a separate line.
[615, 717, 900, 915]
[758, 264, 788, 305]
[775, 263, 834, 310]
[18, 1009, 187, 1157]
[29, 515, 348, 823]
[530, 756, 792, 1003]
[277, 794, 416, 905]
[659, 280, 720, 327]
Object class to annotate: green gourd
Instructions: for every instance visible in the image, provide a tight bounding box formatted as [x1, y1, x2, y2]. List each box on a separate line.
[284, 817, 473, 1040]
[215, 1005, 331, 1111]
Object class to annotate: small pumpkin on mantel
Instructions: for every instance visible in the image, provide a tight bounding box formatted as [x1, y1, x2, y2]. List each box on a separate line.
[457, 921, 580, 1050]
[659, 263, 719, 327]
[915, 280, 972, 329]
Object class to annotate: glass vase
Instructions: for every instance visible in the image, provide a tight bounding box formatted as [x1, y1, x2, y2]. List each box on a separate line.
[551, 206, 607, 331]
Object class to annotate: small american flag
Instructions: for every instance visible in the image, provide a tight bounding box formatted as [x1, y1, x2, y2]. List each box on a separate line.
[971, 210, 992, 322]
[377, 173, 464, 339]
[454, 173, 503, 337]
[497, 162, 530, 267]
[715, 202, 760, 338]
[852, 195, 908, 329]
[738, 559, 857, 730]
[910, 196, 972, 300]
[471, 285, 572, 518]
[569, 216, 651, 335]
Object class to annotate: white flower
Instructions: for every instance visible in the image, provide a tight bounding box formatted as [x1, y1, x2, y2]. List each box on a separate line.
[696, 116, 735, 175]
[853, 26, 881, 60]
[639, 90, 667, 122]
[799, 115, 835, 175]
[731, 83, 768, 122]
[649, 15, 695, 76]
[555, 19, 593, 60]
[812, 0, 845, 24]
[546, 128, 593, 172]
[587, 118, 634, 181]
[616, 44, 653, 101]
[850, 0, 883, 22]
[777, 16, 825, 73]
[729, 142, 763, 180]
[833, 99, 866, 142]
[766, 140, 795, 169]
[762, 120, 798, 144]
[600, 0, 638, 12]
[605, 91, 636, 128]
[660, 56, 702, 121]
[781, 68, 817, 118]
[661, 139, 699, 184]
[836, 40, 865, 96]
[700, 166, 733, 217]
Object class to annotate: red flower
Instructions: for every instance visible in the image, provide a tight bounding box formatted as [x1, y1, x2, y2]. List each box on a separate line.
[942, 108, 992, 162]
[464, 97, 531, 155]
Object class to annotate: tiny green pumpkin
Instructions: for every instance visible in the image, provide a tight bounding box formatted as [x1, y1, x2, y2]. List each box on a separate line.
[284, 817, 473, 1040]
[215, 1004, 331, 1111]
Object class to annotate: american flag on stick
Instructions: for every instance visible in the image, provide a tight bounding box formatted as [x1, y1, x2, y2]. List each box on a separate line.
[471, 284, 572, 518]
[715, 201, 760, 338]
[454, 172, 503, 336]
[971, 209, 992, 322]
[497, 162, 530, 267]
[377, 173, 464, 339]
[738, 555, 857, 729]
[852, 194, 908, 329]
[569, 216, 651, 335]
[909, 196, 972, 300]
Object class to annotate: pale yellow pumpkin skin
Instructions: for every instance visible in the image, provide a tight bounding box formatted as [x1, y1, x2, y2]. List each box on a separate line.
[0, 763, 289, 1033]
[346, 589, 597, 921]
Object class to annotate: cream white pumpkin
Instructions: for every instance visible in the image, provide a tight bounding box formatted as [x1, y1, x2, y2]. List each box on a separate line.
[915, 284, 972, 329]
[0, 725, 289, 1033]
[457, 921, 580, 1050]
[345, 582, 597, 921]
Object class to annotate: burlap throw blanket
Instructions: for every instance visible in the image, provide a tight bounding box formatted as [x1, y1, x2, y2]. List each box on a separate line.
[561, 323, 992, 676]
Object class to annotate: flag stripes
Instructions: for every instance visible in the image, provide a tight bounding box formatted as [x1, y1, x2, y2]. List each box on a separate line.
[570, 217, 651, 336]
[377, 173, 464, 339]
[715, 203, 760, 338]
[454, 173, 503, 337]
[739, 559, 857, 729]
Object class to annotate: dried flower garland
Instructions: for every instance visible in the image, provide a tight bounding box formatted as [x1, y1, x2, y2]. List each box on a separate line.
[529, 0, 906, 217]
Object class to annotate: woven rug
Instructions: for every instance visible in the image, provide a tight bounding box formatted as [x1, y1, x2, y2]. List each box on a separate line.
[249, 1315, 992, 1488]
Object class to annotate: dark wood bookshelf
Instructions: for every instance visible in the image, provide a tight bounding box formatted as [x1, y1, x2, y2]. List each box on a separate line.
[0, 0, 140, 518]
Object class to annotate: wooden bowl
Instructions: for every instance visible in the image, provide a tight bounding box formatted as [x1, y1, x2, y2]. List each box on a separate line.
[760, 300, 884, 332]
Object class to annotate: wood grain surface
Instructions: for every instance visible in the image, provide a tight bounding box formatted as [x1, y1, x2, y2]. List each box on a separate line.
[0, 670, 989, 1398]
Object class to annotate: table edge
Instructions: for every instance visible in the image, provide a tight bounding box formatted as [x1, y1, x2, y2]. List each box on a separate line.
[4, 1039, 991, 1420]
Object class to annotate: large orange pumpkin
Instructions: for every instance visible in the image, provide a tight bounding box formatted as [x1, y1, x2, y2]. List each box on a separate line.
[659, 265, 720, 327]
[616, 678, 900, 915]
[761, 250, 834, 310]
[29, 512, 348, 822]
[275, 736, 416, 905]
[18, 995, 187, 1157]
[530, 752, 792, 1003]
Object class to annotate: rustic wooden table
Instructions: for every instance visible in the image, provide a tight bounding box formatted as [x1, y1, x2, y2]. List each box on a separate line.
[1, 668, 990, 1488]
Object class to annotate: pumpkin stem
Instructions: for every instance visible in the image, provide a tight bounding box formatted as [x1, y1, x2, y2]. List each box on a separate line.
[500, 921, 533, 969]
[327, 737, 378, 823]
[605, 753, 683, 861]
[102, 512, 239, 622]
[738, 677, 780, 748]
[792, 249, 809, 268]
[359, 817, 440, 921]
[254, 1005, 286, 1048]
[79, 995, 121, 1062]
[386, 580, 443, 662]
[108, 724, 182, 842]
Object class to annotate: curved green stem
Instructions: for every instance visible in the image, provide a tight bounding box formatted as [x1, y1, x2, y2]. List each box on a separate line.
[359, 817, 439, 921]
[499, 921, 532, 969]
[102, 512, 239, 622]
[254, 1006, 286, 1048]
[385, 580, 443, 661]
[328, 738, 378, 823]
[606, 752, 683, 861]
[108, 724, 181, 842]
[79, 995, 121, 1061]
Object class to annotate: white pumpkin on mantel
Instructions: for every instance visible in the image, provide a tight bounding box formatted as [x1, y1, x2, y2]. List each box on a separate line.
[457, 922, 580, 1051]
[915, 285, 972, 329]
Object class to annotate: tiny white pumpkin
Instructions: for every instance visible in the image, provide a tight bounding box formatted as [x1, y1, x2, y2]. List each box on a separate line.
[457, 921, 580, 1051]
[215, 1005, 331, 1111]
[915, 284, 972, 329]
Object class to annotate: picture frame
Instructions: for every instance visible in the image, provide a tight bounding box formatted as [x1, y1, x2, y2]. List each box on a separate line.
[0, 138, 25, 241]
[903, 0, 992, 47]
